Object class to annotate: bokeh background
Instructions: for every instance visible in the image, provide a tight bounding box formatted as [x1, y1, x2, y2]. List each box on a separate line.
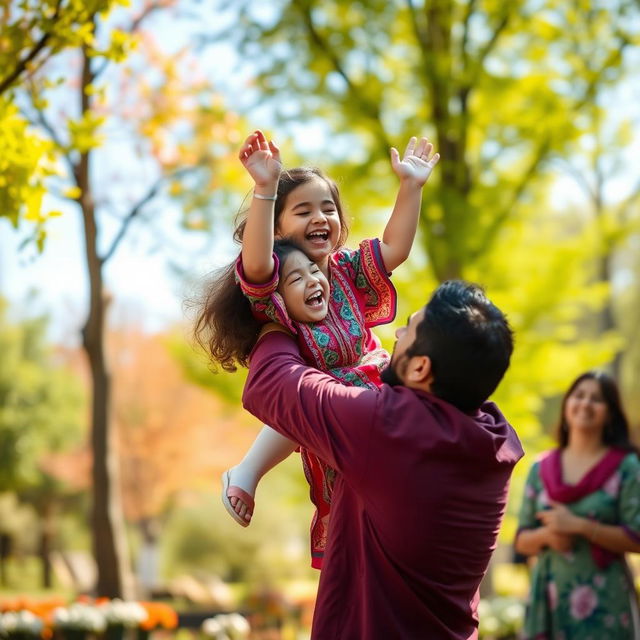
[1, 1, 639, 638]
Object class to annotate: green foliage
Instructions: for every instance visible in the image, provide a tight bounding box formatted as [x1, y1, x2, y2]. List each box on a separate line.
[0, 0, 124, 91]
[167, 334, 248, 409]
[0, 98, 60, 245]
[198, 0, 640, 545]
[161, 463, 316, 585]
[206, 0, 637, 420]
[0, 0, 123, 239]
[0, 299, 85, 493]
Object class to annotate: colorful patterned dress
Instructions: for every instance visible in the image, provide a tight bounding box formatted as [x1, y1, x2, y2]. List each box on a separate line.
[237, 238, 396, 568]
[517, 449, 640, 639]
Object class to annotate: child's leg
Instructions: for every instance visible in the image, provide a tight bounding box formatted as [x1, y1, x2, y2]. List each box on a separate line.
[223, 425, 298, 525]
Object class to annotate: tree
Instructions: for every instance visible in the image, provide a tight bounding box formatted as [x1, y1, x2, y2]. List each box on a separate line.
[110, 329, 256, 592]
[197, 0, 639, 436]
[556, 108, 640, 382]
[6, 2, 248, 596]
[207, 0, 638, 275]
[0, 298, 85, 587]
[0, 0, 122, 243]
[192, 2, 640, 574]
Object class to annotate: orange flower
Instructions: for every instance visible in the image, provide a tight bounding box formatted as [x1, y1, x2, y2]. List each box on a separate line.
[138, 602, 178, 630]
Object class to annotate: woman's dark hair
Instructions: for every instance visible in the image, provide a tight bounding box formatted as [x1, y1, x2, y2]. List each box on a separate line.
[234, 167, 349, 248]
[193, 238, 309, 372]
[555, 371, 637, 453]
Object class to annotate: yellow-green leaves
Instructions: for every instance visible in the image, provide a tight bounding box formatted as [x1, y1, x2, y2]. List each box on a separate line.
[67, 111, 106, 153]
[0, 98, 60, 232]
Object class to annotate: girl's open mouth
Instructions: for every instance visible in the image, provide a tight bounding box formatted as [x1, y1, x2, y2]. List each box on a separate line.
[305, 291, 324, 307]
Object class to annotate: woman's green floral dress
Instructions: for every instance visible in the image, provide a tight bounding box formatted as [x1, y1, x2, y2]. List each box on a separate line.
[518, 452, 640, 639]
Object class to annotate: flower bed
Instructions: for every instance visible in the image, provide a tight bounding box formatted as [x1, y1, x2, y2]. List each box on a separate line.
[0, 598, 178, 640]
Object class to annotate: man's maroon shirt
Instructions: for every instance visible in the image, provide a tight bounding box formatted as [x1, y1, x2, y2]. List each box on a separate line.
[243, 332, 524, 639]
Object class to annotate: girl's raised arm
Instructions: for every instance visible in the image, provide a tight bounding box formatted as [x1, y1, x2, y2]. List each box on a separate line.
[239, 130, 282, 283]
[380, 136, 440, 273]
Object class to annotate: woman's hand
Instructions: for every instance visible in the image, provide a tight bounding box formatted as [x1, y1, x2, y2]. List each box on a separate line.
[238, 130, 282, 189]
[390, 136, 440, 186]
[545, 528, 575, 552]
[537, 503, 587, 536]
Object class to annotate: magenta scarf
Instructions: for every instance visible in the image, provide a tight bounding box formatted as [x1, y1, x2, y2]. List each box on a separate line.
[539, 447, 627, 568]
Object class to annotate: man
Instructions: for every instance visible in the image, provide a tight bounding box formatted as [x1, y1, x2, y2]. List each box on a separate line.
[242, 280, 524, 639]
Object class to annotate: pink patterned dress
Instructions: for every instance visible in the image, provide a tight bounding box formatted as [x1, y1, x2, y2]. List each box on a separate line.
[236, 238, 396, 568]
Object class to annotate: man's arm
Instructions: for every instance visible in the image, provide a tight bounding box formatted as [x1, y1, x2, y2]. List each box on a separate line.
[242, 331, 379, 476]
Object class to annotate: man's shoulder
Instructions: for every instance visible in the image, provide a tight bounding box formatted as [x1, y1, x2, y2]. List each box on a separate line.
[375, 387, 523, 463]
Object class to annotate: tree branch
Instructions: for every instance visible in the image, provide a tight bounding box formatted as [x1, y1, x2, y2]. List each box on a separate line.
[473, 9, 511, 74]
[471, 136, 551, 261]
[406, 0, 430, 58]
[102, 168, 193, 264]
[558, 159, 598, 205]
[460, 0, 478, 74]
[93, 0, 170, 80]
[295, 0, 392, 153]
[23, 89, 77, 180]
[0, 0, 64, 95]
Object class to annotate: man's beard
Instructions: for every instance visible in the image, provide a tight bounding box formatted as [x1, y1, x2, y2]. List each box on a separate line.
[380, 361, 403, 386]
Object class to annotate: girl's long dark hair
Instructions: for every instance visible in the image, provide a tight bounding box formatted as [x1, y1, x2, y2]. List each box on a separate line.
[193, 238, 308, 372]
[555, 371, 638, 455]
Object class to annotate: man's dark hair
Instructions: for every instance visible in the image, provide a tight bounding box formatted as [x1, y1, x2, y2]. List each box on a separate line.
[408, 280, 514, 413]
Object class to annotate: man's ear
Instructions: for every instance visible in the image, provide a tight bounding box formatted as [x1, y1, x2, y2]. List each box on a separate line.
[406, 355, 433, 387]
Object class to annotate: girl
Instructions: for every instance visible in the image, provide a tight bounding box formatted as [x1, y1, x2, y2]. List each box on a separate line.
[195, 130, 439, 568]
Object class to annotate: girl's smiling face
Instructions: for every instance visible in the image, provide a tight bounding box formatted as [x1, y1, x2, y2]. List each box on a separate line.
[275, 177, 342, 271]
[277, 248, 330, 323]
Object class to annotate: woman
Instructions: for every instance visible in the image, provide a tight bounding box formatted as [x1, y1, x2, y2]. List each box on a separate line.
[515, 371, 640, 639]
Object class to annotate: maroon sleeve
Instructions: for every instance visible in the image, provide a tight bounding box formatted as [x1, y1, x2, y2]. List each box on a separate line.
[242, 331, 378, 479]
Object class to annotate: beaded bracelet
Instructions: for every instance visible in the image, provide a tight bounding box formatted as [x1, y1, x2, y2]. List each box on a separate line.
[253, 192, 277, 201]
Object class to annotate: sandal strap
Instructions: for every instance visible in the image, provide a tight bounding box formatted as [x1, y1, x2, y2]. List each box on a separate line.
[226, 485, 255, 510]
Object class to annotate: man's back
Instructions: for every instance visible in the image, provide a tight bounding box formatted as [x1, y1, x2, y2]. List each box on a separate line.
[243, 332, 523, 639]
[314, 385, 522, 638]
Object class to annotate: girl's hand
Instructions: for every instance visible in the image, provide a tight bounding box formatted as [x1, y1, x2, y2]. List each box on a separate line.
[390, 136, 440, 186]
[537, 503, 586, 536]
[238, 130, 282, 189]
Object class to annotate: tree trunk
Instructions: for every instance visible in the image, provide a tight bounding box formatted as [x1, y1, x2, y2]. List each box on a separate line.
[0, 533, 11, 587]
[39, 501, 54, 588]
[598, 253, 623, 379]
[78, 39, 132, 599]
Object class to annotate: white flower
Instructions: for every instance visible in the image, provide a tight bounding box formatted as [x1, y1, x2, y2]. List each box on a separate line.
[1, 612, 18, 634]
[201, 616, 230, 640]
[223, 613, 250, 640]
[0, 612, 44, 637]
[99, 600, 148, 628]
[202, 614, 250, 640]
[53, 604, 107, 632]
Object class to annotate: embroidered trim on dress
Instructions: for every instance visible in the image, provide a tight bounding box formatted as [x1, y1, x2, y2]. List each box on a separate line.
[359, 238, 397, 326]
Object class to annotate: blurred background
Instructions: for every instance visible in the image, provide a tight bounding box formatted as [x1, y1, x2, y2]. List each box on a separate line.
[1, 1, 639, 638]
